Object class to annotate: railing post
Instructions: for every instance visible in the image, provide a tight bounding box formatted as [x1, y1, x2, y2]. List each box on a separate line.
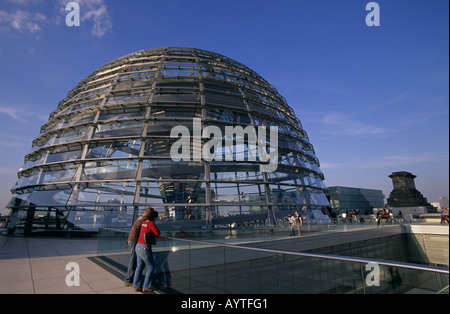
[360, 263, 367, 294]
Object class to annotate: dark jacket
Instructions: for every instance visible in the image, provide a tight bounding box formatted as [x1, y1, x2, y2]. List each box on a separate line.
[128, 216, 144, 242]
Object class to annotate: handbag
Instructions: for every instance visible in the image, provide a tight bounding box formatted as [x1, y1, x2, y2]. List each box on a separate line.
[144, 232, 157, 245]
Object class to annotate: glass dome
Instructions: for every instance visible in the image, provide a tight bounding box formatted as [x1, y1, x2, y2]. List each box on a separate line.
[7, 47, 329, 232]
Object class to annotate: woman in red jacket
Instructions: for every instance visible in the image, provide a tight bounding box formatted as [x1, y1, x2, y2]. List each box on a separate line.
[133, 207, 161, 293]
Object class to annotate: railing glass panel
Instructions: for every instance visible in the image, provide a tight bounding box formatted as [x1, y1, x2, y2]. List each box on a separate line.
[97, 228, 449, 294]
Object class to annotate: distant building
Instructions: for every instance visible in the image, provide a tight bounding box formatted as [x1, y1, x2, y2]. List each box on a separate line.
[431, 202, 441, 209]
[439, 197, 449, 209]
[326, 186, 384, 215]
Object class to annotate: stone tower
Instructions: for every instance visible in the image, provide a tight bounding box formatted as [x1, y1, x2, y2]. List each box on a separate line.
[386, 171, 431, 207]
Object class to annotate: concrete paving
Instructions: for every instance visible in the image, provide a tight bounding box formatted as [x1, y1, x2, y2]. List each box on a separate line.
[0, 232, 136, 294]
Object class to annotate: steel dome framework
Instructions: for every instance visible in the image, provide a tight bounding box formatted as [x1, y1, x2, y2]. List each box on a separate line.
[7, 47, 329, 232]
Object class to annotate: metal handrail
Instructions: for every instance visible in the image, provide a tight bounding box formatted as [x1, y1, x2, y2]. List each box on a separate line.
[163, 236, 449, 275]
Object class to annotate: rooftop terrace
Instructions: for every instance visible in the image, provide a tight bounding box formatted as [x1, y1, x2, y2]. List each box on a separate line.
[1, 219, 448, 295]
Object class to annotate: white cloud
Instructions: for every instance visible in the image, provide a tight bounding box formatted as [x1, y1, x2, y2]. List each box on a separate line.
[59, 0, 113, 38]
[0, 9, 47, 33]
[318, 112, 388, 136]
[358, 153, 449, 169]
[0, 105, 26, 122]
[320, 152, 448, 172]
[1, 0, 113, 38]
[322, 153, 448, 170]
[0, 105, 47, 123]
[369, 91, 412, 111]
[319, 162, 348, 170]
[397, 96, 449, 127]
[6, 0, 44, 6]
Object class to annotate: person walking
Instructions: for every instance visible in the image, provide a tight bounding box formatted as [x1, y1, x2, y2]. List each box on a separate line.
[295, 211, 303, 237]
[397, 211, 404, 223]
[441, 208, 449, 224]
[288, 213, 296, 236]
[55, 209, 64, 229]
[133, 207, 161, 293]
[376, 209, 382, 227]
[124, 214, 144, 286]
[388, 209, 394, 224]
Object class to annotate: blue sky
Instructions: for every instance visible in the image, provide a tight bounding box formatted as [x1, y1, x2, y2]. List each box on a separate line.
[0, 0, 448, 214]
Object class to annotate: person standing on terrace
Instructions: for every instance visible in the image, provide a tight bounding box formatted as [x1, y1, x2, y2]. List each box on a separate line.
[133, 207, 161, 293]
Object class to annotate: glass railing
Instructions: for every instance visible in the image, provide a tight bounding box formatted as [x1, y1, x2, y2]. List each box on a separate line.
[97, 228, 449, 294]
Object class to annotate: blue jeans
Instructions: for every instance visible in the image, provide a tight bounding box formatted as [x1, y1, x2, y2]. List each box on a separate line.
[133, 243, 156, 290]
[289, 224, 295, 236]
[124, 241, 137, 284]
